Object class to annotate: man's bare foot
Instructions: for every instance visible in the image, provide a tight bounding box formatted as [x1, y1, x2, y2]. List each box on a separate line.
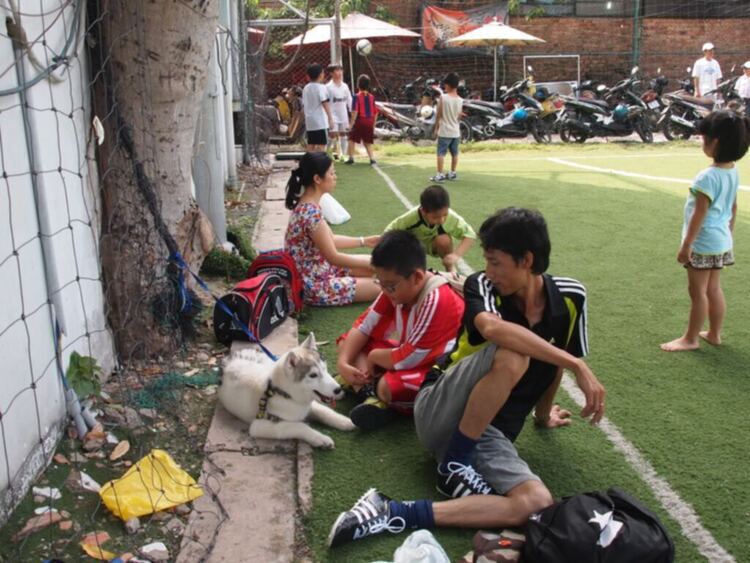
[660, 337, 700, 352]
[699, 331, 721, 346]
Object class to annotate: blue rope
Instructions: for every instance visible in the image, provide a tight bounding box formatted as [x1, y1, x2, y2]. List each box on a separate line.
[170, 252, 278, 362]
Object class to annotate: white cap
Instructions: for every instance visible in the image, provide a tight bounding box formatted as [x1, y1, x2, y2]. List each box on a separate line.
[702, 42, 715, 51]
[743, 61, 750, 69]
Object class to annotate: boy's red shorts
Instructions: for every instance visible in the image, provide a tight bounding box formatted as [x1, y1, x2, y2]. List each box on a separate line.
[349, 120, 375, 144]
[336, 332, 430, 414]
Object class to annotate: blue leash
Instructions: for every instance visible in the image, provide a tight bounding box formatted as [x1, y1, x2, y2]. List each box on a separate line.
[170, 252, 279, 362]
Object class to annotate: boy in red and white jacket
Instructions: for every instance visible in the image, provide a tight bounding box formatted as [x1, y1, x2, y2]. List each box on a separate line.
[337, 230, 464, 430]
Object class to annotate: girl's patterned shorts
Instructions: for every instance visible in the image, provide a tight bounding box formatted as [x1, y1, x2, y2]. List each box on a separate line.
[687, 250, 735, 270]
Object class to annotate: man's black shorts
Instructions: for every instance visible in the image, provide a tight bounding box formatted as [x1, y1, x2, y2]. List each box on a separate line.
[306, 129, 328, 146]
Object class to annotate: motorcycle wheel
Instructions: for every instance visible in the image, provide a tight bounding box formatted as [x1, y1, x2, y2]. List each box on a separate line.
[531, 120, 551, 144]
[407, 126, 424, 141]
[661, 110, 692, 141]
[635, 119, 654, 143]
[375, 117, 395, 131]
[560, 123, 587, 144]
[459, 119, 472, 143]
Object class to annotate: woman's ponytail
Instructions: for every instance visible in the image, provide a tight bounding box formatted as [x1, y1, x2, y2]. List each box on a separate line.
[285, 167, 304, 209]
[284, 152, 334, 210]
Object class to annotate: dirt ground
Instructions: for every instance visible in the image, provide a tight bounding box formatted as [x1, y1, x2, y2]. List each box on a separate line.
[0, 163, 272, 563]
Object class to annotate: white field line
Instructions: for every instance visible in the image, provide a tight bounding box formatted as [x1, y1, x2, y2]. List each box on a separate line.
[371, 165, 474, 277]
[561, 376, 735, 563]
[549, 157, 750, 192]
[380, 152, 697, 166]
[374, 161, 735, 562]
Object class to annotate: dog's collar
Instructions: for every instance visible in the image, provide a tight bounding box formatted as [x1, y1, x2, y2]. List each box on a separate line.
[256, 380, 292, 422]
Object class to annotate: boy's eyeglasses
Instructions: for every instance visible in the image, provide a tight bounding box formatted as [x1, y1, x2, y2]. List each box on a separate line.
[373, 277, 404, 293]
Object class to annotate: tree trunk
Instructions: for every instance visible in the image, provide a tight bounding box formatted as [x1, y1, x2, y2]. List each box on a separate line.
[93, 0, 219, 360]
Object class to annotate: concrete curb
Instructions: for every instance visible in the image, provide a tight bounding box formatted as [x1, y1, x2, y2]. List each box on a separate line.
[178, 163, 313, 563]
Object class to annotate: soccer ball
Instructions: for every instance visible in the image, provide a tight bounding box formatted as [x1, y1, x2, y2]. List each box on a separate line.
[419, 105, 435, 119]
[356, 39, 372, 56]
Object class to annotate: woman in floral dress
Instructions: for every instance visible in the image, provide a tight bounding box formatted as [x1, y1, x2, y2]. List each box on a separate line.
[284, 152, 380, 306]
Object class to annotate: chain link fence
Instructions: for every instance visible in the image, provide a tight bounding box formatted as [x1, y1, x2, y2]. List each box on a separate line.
[0, 0, 243, 560]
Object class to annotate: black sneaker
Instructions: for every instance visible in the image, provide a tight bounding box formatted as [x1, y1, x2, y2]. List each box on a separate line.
[370, 159, 377, 165]
[344, 158, 355, 165]
[353, 382, 375, 404]
[349, 397, 397, 431]
[436, 461, 496, 498]
[327, 488, 405, 548]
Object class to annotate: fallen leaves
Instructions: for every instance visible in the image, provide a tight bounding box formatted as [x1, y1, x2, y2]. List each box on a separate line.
[53, 453, 69, 465]
[12, 512, 63, 542]
[80, 542, 117, 561]
[110, 440, 130, 461]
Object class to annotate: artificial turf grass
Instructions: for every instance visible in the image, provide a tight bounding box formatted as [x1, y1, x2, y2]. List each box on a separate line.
[301, 146, 749, 561]
[376, 150, 750, 559]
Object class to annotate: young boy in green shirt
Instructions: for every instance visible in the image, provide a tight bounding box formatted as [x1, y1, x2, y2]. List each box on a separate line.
[385, 185, 475, 272]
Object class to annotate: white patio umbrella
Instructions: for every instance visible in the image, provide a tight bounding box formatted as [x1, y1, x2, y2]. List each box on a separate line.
[446, 19, 545, 101]
[284, 12, 420, 89]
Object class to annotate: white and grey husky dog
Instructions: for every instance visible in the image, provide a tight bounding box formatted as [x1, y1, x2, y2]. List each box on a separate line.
[218, 333, 355, 449]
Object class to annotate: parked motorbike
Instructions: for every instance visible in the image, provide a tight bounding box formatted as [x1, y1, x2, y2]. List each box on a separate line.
[559, 66, 653, 143]
[464, 71, 550, 143]
[640, 68, 669, 130]
[659, 65, 745, 141]
[658, 66, 711, 141]
[375, 99, 473, 143]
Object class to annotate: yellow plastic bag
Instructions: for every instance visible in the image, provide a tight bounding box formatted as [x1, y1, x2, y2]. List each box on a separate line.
[99, 449, 203, 520]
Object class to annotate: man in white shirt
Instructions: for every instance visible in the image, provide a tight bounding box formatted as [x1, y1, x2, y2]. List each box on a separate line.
[326, 64, 352, 160]
[692, 42, 722, 98]
[302, 63, 334, 152]
[735, 61, 750, 117]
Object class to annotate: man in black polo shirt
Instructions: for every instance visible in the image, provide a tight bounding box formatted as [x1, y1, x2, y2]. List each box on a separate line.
[328, 208, 606, 548]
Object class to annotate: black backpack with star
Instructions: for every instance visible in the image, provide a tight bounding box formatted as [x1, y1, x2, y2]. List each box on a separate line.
[522, 488, 674, 563]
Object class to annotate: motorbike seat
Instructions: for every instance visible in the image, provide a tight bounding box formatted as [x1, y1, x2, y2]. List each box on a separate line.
[381, 102, 418, 111]
[583, 98, 610, 109]
[671, 93, 714, 109]
[471, 100, 507, 111]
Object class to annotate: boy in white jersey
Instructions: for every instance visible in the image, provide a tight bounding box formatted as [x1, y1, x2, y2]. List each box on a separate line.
[326, 64, 352, 160]
[431, 72, 463, 182]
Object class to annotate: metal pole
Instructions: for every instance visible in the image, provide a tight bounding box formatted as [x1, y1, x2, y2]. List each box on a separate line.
[493, 46, 498, 102]
[349, 43, 355, 91]
[333, 0, 342, 65]
[631, 0, 642, 69]
[238, 0, 250, 164]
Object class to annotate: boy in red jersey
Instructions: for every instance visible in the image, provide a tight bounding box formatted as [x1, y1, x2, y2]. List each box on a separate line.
[337, 230, 465, 430]
[345, 74, 378, 165]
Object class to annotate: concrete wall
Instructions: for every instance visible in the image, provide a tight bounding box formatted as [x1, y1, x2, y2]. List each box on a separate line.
[0, 1, 115, 525]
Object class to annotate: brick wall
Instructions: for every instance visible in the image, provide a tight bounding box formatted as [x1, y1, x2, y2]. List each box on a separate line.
[365, 0, 750, 95]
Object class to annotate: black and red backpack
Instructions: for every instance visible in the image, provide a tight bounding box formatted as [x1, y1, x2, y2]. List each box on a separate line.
[247, 250, 304, 313]
[213, 273, 290, 346]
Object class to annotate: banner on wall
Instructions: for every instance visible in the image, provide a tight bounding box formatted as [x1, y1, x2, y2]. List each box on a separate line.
[421, 3, 507, 51]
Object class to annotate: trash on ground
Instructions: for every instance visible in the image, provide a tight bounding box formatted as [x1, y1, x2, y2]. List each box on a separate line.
[33, 506, 59, 515]
[66, 469, 102, 493]
[83, 429, 106, 451]
[125, 516, 141, 535]
[372, 529, 450, 563]
[99, 449, 203, 520]
[165, 516, 185, 535]
[106, 432, 120, 445]
[32, 486, 62, 500]
[139, 541, 170, 562]
[12, 512, 63, 542]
